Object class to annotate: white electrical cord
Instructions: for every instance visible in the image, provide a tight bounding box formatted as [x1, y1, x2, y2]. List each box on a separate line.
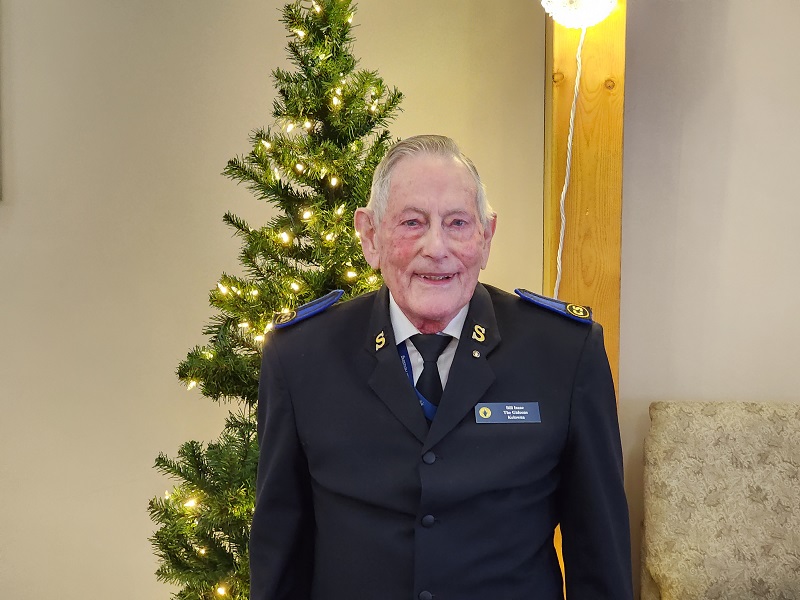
[553, 27, 587, 300]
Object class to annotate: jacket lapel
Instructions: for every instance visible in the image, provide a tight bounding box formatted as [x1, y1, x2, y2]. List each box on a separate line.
[424, 283, 500, 452]
[365, 286, 429, 444]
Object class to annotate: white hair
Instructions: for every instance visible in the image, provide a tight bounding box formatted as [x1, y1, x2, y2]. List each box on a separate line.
[366, 135, 495, 228]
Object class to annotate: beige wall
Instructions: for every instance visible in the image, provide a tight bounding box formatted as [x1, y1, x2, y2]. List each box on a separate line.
[620, 0, 800, 593]
[0, 1, 543, 597]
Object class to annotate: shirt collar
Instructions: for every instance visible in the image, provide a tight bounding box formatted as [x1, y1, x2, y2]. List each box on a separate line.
[388, 292, 469, 344]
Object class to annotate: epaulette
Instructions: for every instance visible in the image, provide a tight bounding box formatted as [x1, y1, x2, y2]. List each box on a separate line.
[514, 288, 593, 324]
[273, 289, 344, 329]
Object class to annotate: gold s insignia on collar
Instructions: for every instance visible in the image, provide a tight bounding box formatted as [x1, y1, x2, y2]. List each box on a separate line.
[472, 324, 486, 343]
[375, 331, 385, 351]
[274, 310, 297, 325]
[566, 303, 590, 319]
[479, 406, 492, 419]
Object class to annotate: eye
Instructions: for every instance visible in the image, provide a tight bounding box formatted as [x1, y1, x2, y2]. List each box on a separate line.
[402, 219, 421, 227]
[451, 219, 467, 227]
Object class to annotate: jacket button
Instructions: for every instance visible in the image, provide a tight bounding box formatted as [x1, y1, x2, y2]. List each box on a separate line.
[421, 514, 436, 527]
[419, 592, 433, 600]
[422, 451, 436, 464]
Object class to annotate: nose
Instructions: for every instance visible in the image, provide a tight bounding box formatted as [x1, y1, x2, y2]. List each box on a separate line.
[420, 222, 448, 260]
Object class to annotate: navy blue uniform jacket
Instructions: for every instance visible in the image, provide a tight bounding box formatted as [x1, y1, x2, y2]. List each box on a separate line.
[250, 283, 632, 600]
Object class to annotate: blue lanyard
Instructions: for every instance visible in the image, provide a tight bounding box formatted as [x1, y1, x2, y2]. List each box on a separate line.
[397, 342, 438, 421]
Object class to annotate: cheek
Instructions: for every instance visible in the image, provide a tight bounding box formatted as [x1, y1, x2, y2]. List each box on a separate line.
[453, 238, 487, 268]
[383, 238, 418, 270]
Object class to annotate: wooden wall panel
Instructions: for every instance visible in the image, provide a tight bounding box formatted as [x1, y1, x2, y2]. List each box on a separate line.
[544, 0, 626, 390]
[543, 3, 626, 595]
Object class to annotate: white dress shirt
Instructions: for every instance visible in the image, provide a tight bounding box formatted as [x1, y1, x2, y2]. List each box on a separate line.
[388, 292, 469, 390]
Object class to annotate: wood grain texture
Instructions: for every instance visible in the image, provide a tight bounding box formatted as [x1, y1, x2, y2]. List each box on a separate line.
[543, 4, 626, 595]
[544, 1, 626, 391]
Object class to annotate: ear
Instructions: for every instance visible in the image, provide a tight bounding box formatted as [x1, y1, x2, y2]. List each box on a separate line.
[354, 208, 381, 269]
[480, 214, 497, 270]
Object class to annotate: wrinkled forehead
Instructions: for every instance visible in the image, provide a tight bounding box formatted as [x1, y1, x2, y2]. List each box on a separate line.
[386, 153, 479, 211]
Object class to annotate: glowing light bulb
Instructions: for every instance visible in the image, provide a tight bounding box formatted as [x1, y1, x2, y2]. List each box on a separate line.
[250, 289, 259, 296]
[273, 167, 280, 178]
[265, 323, 274, 332]
[335, 205, 344, 215]
[187, 380, 197, 390]
[199, 548, 206, 555]
[335, 87, 342, 96]
[347, 13, 353, 23]
[216, 586, 227, 596]
[368, 275, 378, 284]
[281, 307, 290, 313]
[303, 120, 312, 129]
[296, 163, 305, 172]
[279, 231, 291, 244]
[165, 490, 170, 498]
[346, 271, 357, 279]
[255, 334, 265, 343]
[231, 285, 240, 294]
[332, 96, 341, 107]
[370, 103, 377, 112]
[184, 498, 197, 508]
[293, 29, 306, 38]
[238, 322, 250, 329]
[540, 0, 617, 28]
[290, 282, 300, 292]
[330, 176, 339, 187]
[325, 232, 334, 242]
[202, 350, 214, 359]
[302, 209, 313, 220]
[313, 1, 321, 12]
[217, 283, 228, 294]
[287, 123, 295, 132]
[261, 140, 271, 150]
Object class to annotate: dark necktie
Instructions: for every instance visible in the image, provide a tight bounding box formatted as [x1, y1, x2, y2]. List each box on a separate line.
[410, 334, 451, 406]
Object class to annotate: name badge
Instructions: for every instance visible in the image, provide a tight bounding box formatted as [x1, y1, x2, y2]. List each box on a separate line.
[475, 402, 541, 424]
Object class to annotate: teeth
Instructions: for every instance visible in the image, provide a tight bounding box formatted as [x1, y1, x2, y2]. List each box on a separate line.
[422, 275, 450, 280]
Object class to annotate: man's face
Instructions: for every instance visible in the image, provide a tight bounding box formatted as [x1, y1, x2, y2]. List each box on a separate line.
[355, 153, 496, 334]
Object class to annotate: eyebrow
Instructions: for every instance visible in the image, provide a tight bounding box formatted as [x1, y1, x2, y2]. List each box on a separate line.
[397, 207, 472, 218]
[397, 206, 427, 215]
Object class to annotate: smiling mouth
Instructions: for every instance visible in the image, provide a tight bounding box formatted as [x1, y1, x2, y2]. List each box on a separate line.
[419, 274, 454, 281]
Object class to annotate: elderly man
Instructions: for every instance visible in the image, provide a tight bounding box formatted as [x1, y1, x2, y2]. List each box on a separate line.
[250, 135, 633, 600]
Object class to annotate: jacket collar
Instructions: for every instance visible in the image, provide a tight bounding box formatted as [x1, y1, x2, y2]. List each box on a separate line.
[365, 286, 429, 443]
[425, 283, 500, 451]
[364, 284, 501, 447]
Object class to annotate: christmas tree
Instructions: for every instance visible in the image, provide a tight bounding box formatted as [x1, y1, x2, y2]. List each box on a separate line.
[148, 2, 402, 598]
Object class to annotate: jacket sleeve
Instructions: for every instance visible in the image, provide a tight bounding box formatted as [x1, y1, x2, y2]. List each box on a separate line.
[249, 338, 314, 600]
[558, 323, 633, 599]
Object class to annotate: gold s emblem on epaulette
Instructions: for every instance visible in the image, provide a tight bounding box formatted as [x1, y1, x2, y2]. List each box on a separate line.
[274, 310, 297, 325]
[479, 406, 492, 419]
[375, 331, 385, 351]
[565, 303, 590, 319]
[472, 324, 486, 342]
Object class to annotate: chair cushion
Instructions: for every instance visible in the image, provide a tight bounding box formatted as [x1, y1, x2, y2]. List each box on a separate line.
[642, 401, 800, 600]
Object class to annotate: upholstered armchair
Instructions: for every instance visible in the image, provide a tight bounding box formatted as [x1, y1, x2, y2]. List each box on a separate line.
[641, 401, 800, 599]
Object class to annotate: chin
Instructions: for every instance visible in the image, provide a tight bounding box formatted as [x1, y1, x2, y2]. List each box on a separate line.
[409, 299, 461, 326]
